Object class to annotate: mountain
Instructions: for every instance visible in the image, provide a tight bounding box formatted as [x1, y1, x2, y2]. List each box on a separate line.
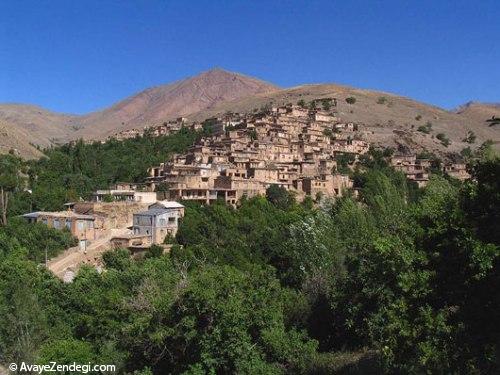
[73, 68, 279, 139]
[0, 104, 78, 158]
[0, 119, 42, 159]
[454, 101, 500, 124]
[1, 68, 498, 158]
[189, 84, 500, 155]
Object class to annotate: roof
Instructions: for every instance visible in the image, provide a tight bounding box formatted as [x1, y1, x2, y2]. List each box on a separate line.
[153, 201, 185, 209]
[22, 211, 95, 220]
[135, 208, 170, 216]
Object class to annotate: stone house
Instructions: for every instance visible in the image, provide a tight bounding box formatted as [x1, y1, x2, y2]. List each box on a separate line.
[22, 211, 95, 250]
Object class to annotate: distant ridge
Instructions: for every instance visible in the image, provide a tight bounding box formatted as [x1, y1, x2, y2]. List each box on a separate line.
[0, 68, 498, 158]
[72, 68, 279, 139]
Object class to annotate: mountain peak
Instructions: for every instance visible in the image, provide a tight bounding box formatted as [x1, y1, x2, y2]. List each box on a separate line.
[71, 69, 278, 139]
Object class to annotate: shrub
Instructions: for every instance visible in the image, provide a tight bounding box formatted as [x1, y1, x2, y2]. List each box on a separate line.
[376, 96, 388, 105]
[462, 130, 476, 144]
[436, 133, 451, 147]
[346, 97, 357, 105]
[417, 121, 433, 134]
[415, 115, 422, 121]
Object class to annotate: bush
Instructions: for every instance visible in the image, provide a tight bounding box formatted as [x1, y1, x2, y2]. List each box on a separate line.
[345, 97, 357, 105]
[417, 121, 433, 134]
[266, 185, 295, 210]
[436, 133, 451, 147]
[462, 130, 476, 144]
[376, 97, 388, 105]
[415, 115, 422, 121]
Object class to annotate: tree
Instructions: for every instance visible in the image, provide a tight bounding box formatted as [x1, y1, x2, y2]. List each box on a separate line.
[462, 130, 476, 144]
[297, 99, 306, 108]
[266, 185, 295, 210]
[486, 116, 500, 127]
[436, 133, 451, 147]
[0, 155, 23, 226]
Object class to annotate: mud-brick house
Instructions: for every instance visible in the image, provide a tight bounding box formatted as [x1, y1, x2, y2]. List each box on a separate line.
[91, 188, 157, 204]
[443, 163, 470, 181]
[22, 211, 95, 250]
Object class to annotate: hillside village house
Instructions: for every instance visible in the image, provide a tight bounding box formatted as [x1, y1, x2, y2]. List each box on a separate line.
[147, 103, 365, 205]
[92, 186, 157, 204]
[443, 163, 470, 180]
[110, 201, 185, 249]
[391, 155, 471, 186]
[22, 211, 95, 250]
[391, 155, 430, 188]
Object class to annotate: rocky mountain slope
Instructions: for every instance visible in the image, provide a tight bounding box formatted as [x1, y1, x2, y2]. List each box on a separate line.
[190, 84, 500, 156]
[0, 119, 43, 159]
[1, 69, 498, 158]
[0, 104, 78, 158]
[72, 68, 279, 140]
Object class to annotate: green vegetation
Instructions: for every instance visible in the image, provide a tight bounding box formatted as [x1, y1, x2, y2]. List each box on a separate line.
[320, 98, 333, 110]
[322, 128, 333, 138]
[0, 129, 499, 373]
[436, 132, 451, 147]
[1, 128, 199, 215]
[462, 130, 477, 143]
[376, 96, 388, 105]
[297, 99, 306, 108]
[486, 116, 500, 127]
[415, 114, 422, 121]
[417, 121, 433, 134]
[345, 96, 356, 105]
[335, 152, 356, 174]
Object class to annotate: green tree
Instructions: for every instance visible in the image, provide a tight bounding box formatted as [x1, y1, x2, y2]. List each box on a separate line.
[0, 155, 24, 225]
[266, 185, 295, 210]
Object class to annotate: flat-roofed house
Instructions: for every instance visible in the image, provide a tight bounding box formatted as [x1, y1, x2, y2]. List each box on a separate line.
[22, 211, 95, 250]
[91, 189, 157, 204]
[132, 202, 185, 244]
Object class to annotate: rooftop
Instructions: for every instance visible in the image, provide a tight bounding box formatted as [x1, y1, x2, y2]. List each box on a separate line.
[22, 211, 95, 220]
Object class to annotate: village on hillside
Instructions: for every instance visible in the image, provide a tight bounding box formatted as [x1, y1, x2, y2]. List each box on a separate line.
[21, 99, 470, 281]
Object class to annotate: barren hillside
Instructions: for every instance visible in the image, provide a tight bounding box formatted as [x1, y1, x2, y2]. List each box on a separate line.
[73, 68, 279, 140]
[190, 84, 500, 156]
[0, 119, 43, 159]
[1, 69, 498, 159]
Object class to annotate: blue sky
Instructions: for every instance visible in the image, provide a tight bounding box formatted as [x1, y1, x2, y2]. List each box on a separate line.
[1, 0, 498, 114]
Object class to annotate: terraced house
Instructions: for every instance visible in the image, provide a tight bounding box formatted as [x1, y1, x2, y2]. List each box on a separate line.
[147, 103, 368, 205]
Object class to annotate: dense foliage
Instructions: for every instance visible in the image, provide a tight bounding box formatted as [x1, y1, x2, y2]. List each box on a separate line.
[4, 128, 199, 214]
[0, 132, 498, 373]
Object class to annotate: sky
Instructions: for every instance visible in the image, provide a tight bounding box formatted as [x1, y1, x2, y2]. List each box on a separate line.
[0, 0, 499, 114]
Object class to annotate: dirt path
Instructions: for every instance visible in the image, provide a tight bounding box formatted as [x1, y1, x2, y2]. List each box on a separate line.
[48, 228, 130, 281]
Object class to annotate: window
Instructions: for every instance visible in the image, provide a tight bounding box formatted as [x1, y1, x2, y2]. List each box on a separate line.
[168, 217, 176, 223]
[77, 220, 85, 231]
[53, 219, 60, 229]
[159, 218, 166, 226]
[65, 220, 71, 229]
[42, 218, 48, 225]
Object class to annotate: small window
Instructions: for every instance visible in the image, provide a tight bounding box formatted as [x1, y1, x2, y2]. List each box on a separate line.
[77, 221, 85, 231]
